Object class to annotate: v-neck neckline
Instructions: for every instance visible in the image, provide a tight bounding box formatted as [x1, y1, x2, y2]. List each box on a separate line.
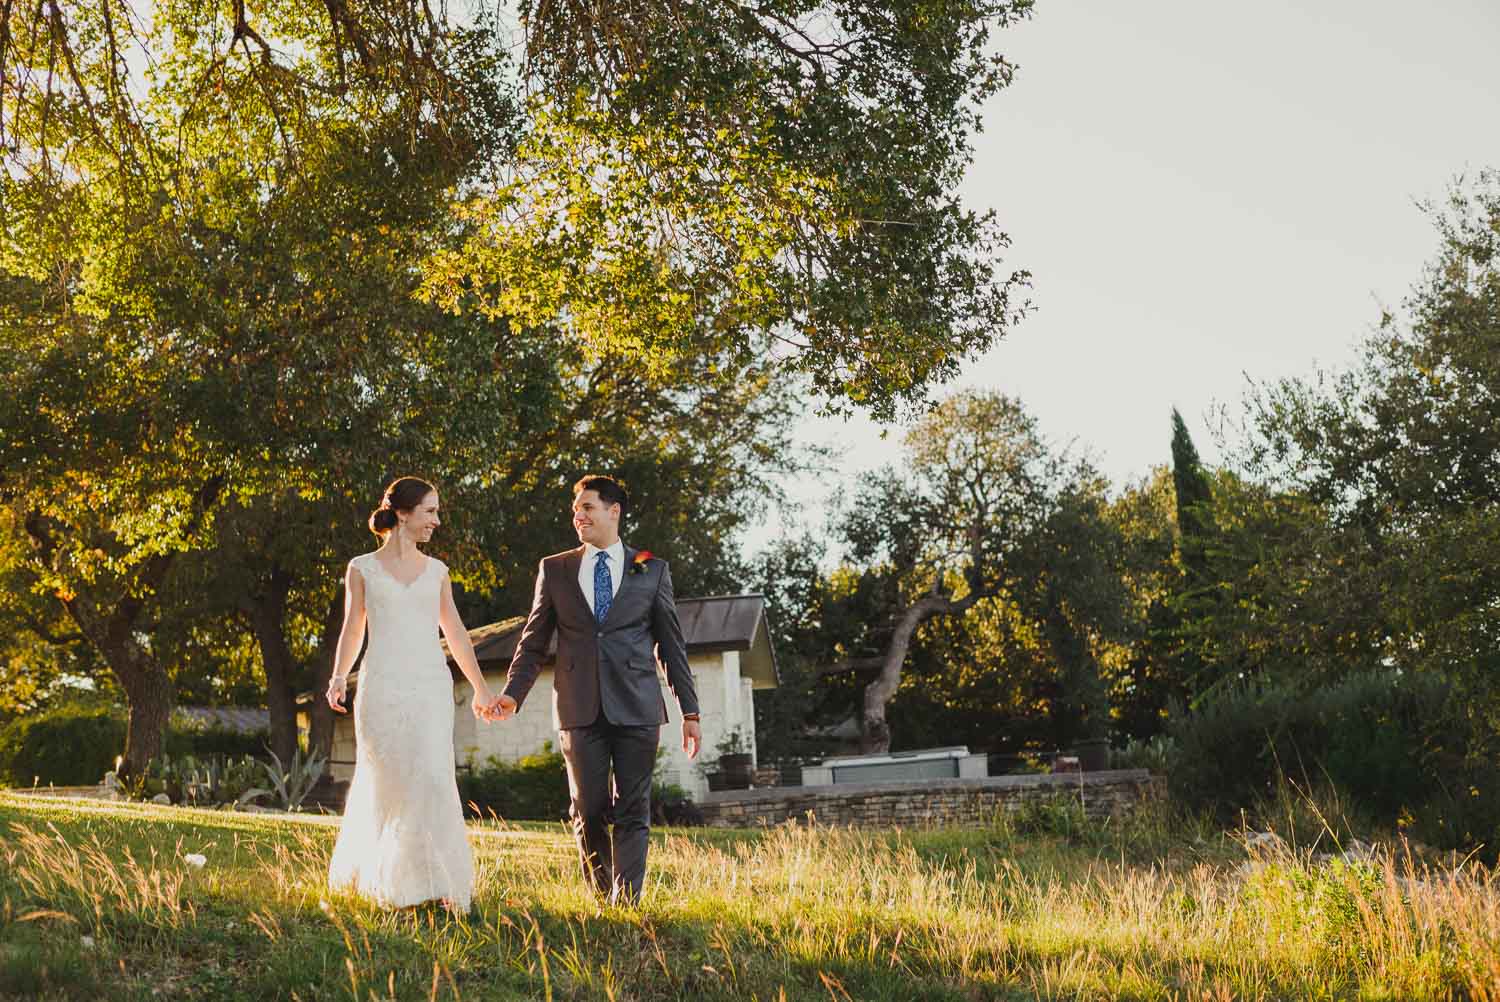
[372, 552, 431, 589]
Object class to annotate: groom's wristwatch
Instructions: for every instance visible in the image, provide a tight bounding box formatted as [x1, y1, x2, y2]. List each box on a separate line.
[682, 713, 700, 722]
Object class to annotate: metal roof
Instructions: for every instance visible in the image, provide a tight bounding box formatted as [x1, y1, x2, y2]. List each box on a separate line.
[442, 594, 780, 687]
[171, 706, 271, 734]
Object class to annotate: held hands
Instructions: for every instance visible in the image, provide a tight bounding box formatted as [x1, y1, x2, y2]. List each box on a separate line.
[471, 689, 499, 722]
[472, 690, 518, 723]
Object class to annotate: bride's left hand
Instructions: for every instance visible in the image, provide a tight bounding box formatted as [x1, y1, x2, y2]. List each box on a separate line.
[326, 675, 349, 714]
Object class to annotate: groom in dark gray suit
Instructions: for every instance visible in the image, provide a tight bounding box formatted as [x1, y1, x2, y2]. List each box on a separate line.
[493, 475, 701, 904]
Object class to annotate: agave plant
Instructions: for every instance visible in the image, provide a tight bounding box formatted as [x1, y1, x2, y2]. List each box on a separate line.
[241, 748, 327, 812]
[179, 754, 262, 807]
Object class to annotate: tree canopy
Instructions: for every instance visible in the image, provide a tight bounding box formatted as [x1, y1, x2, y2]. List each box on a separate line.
[0, 1, 818, 769]
[5, 0, 1032, 421]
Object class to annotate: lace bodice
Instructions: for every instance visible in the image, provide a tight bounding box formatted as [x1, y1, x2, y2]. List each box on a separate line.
[351, 552, 447, 675]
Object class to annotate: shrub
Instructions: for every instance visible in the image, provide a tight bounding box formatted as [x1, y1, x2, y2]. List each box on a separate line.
[0, 707, 126, 787]
[164, 725, 269, 760]
[1008, 793, 1091, 841]
[1109, 734, 1176, 774]
[1167, 671, 1450, 815]
[652, 777, 701, 825]
[114, 753, 264, 807]
[1404, 769, 1500, 859]
[457, 744, 571, 822]
[1166, 670, 1500, 858]
[0, 705, 272, 788]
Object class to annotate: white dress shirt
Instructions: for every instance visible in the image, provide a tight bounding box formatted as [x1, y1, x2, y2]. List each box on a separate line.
[578, 540, 625, 615]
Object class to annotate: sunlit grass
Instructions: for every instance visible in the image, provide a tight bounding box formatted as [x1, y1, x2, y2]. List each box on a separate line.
[0, 790, 1496, 1000]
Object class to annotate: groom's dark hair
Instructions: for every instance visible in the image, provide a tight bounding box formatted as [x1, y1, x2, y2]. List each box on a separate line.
[573, 475, 629, 520]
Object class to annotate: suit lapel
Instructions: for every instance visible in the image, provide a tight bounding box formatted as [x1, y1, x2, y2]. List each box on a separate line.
[600, 544, 641, 629]
[561, 547, 593, 620]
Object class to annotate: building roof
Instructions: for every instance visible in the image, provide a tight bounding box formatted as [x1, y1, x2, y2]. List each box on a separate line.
[443, 594, 780, 689]
[171, 706, 271, 734]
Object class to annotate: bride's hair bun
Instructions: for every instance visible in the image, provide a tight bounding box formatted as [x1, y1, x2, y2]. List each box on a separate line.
[368, 507, 399, 535]
[368, 476, 436, 537]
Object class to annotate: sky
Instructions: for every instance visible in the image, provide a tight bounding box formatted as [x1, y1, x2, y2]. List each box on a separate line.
[755, 0, 1500, 550]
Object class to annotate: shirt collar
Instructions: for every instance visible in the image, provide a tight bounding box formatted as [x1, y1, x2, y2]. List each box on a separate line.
[583, 540, 624, 564]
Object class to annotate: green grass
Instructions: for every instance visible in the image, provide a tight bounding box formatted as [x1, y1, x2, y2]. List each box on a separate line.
[0, 791, 1496, 1001]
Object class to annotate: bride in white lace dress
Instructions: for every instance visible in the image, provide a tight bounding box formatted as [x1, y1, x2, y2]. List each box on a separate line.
[324, 476, 501, 912]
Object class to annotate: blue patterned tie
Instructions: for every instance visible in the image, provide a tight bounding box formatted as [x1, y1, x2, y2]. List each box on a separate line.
[593, 551, 613, 625]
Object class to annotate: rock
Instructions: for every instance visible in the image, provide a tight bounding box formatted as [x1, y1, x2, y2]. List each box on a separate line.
[1244, 830, 1286, 854]
[151, 793, 172, 805]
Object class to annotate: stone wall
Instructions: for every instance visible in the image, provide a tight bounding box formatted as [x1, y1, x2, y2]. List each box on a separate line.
[694, 769, 1163, 829]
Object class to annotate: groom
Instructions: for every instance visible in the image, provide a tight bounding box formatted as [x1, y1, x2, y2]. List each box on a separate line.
[493, 475, 701, 904]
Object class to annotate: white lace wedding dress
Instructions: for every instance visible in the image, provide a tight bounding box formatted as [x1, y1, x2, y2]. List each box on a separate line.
[327, 553, 474, 910]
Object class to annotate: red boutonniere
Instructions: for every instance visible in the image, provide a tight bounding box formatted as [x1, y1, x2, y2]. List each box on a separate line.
[629, 550, 654, 574]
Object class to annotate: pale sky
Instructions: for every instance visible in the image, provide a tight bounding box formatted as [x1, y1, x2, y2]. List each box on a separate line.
[757, 0, 1500, 549]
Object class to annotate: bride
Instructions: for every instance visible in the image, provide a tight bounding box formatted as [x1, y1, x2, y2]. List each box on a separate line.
[325, 476, 500, 912]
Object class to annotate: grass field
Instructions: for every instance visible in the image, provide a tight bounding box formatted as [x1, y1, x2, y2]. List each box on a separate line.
[1, 790, 1497, 1001]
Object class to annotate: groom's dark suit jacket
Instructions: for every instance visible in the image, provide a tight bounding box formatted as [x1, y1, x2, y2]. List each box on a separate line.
[502, 544, 700, 729]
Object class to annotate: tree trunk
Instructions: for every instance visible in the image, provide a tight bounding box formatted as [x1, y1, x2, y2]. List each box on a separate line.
[23, 478, 222, 778]
[118, 667, 174, 775]
[247, 566, 300, 765]
[859, 591, 958, 754]
[306, 588, 345, 764]
[57, 589, 176, 777]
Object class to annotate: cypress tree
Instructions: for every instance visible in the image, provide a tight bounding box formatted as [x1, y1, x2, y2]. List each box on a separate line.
[1170, 408, 1215, 588]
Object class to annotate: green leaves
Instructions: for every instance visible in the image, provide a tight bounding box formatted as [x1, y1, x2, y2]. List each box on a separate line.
[1188, 172, 1500, 760]
[431, 0, 1033, 419]
[8, 0, 1036, 418]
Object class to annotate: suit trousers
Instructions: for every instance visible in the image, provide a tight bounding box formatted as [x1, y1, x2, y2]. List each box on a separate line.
[558, 716, 659, 904]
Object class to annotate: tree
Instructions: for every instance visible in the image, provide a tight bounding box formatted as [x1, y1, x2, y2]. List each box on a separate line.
[821, 391, 1076, 752]
[4, 0, 1032, 769]
[1009, 475, 1133, 743]
[0, 508, 107, 714]
[889, 472, 1137, 755]
[1223, 171, 1500, 754]
[0, 2, 517, 773]
[423, 0, 1035, 419]
[1104, 466, 1185, 738]
[764, 410, 1143, 757]
[10, 1, 1035, 420]
[746, 532, 847, 763]
[1155, 411, 1226, 702]
[1170, 409, 1215, 587]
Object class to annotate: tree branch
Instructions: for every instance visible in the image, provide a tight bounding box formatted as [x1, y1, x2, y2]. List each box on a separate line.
[19, 609, 83, 646]
[817, 655, 884, 676]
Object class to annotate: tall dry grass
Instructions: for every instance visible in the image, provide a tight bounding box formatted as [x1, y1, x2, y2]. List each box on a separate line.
[1, 797, 1497, 1000]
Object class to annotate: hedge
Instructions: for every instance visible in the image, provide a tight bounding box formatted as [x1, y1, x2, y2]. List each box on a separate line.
[0, 706, 270, 787]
